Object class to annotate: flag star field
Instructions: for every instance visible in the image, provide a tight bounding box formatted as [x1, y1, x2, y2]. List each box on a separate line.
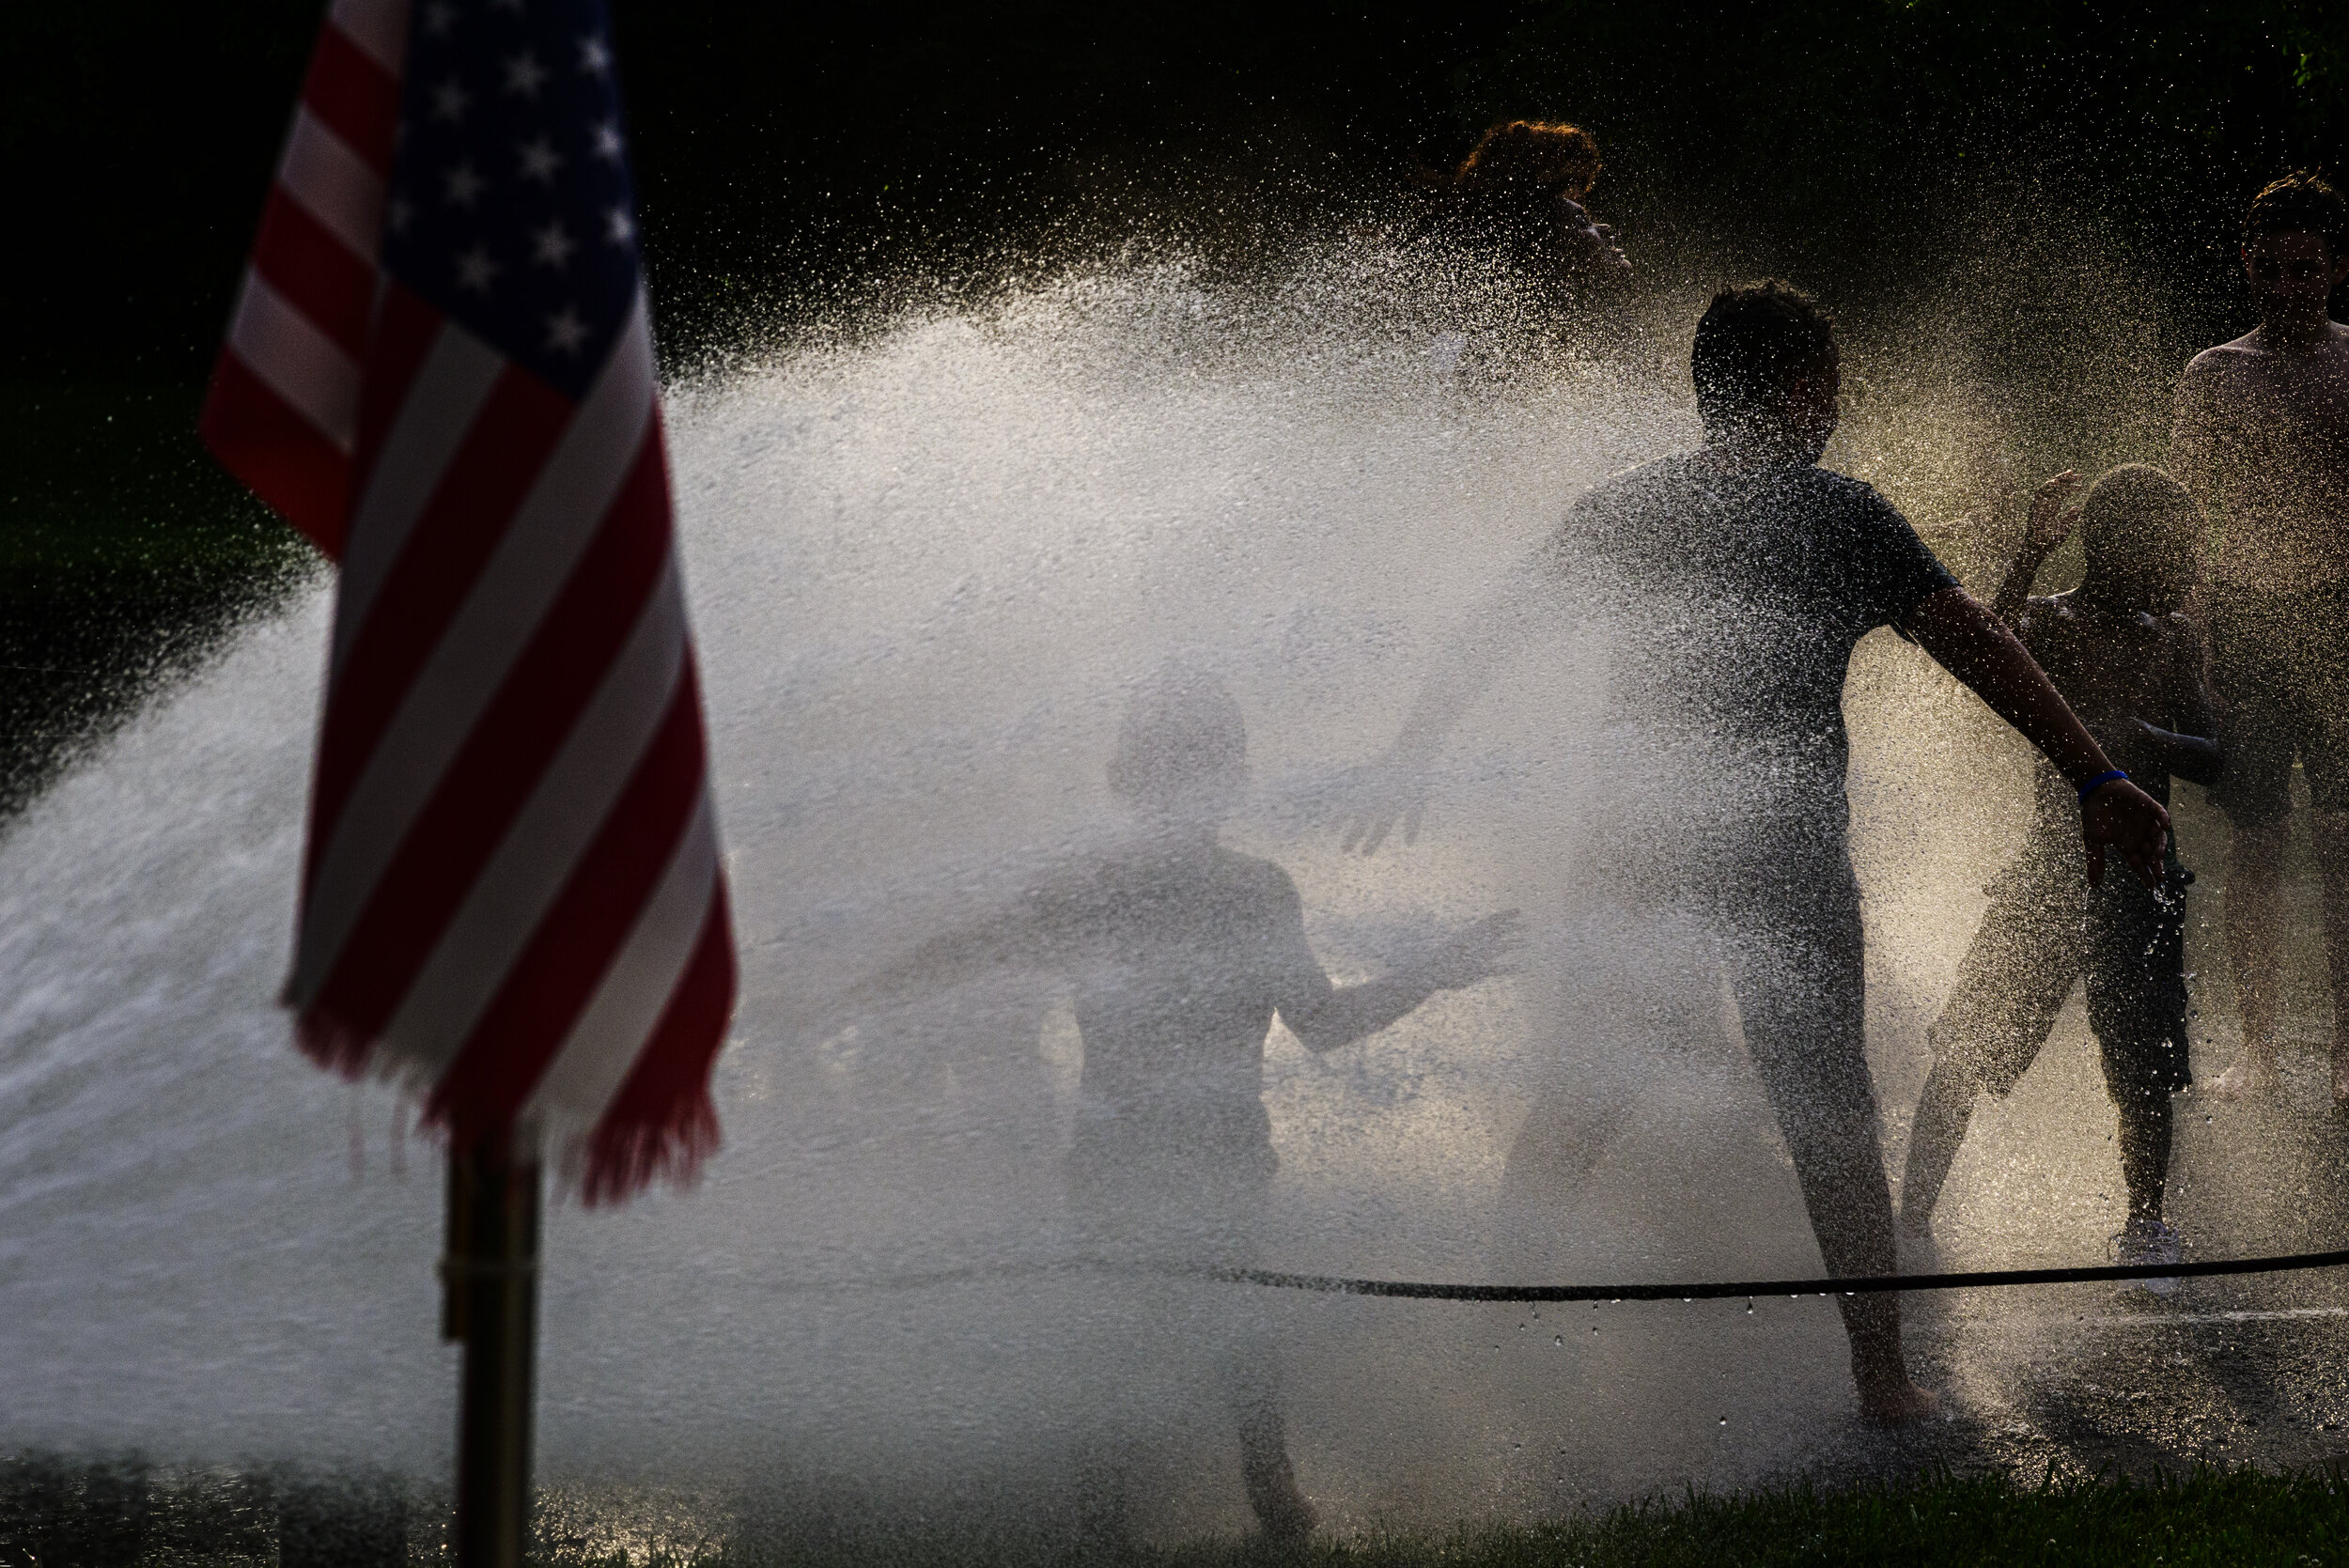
[388, 0, 640, 397]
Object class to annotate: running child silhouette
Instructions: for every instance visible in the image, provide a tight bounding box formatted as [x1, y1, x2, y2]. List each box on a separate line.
[1346, 283, 2173, 1423]
[1899, 465, 2217, 1288]
[830, 668, 1518, 1542]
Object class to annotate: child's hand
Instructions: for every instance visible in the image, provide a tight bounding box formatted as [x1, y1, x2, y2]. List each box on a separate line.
[1343, 752, 1431, 856]
[2024, 470, 2084, 553]
[2080, 775, 2170, 890]
[1422, 910, 1525, 991]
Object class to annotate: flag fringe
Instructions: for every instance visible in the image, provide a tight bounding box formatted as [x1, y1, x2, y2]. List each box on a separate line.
[294, 1002, 719, 1204]
[295, 1003, 396, 1082]
[580, 1087, 721, 1207]
[295, 1006, 459, 1126]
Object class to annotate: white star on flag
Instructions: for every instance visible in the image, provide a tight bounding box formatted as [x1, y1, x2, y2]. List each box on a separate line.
[444, 161, 484, 205]
[518, 136, 563, 182]
[504, 51, 547, 97]
[531, 222, 575, 268]
[545, 306, 589, 354]
[455, 244, 499, 291]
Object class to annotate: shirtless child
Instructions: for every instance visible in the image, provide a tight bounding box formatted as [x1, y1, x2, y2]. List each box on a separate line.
[832, 670, 1517, 1542]
[1899, 467, 2218, 1285]
[2170, 171, 2349, 1102]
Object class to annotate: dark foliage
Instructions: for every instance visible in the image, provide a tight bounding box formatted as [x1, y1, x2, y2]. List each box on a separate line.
[0, 384, 311, 815]
[6, 3, 2342, 378]
[1462, 2, 2348, 300]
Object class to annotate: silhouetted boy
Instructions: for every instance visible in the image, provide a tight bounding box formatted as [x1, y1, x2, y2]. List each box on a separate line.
[1351, 282, 2172, 1423]
[837, 669, 1516, 1541]
[1899, 466, 2217, 1288]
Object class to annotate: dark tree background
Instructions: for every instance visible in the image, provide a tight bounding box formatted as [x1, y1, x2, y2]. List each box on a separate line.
[7, 1, 2344, 380]
[0, 1, 2341, 801]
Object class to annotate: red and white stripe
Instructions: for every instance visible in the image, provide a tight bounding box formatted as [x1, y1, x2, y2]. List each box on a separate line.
[199, 0, 738, 1202]
[199, 0, 403, 553]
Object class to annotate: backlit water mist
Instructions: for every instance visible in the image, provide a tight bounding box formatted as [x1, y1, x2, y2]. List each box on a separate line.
[3, 248, 2334, 1543]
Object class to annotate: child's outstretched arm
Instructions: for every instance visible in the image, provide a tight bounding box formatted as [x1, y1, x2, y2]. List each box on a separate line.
[807, 898, 1065, 1039]
[1988, 471, 2083, 629]
[2132, 722, 2222, 788]
[1281, 911, 1523, 1055]
[1346, 554, 1566, 856]
[1907, 587, 2171, 889]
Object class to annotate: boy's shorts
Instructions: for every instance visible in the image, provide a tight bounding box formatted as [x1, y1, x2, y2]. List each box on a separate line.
[2212, 583, 2349, 829]
[1930, 821, 2192, 1108]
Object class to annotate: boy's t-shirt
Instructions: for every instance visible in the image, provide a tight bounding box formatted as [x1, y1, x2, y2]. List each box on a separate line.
[1543, 454, 1956, 822]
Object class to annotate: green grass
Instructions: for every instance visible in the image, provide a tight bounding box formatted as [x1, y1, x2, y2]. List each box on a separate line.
[14, 1457, 2345, 1568]
[0, 380, 314, 815]
[567, 1467, 2349, 1568]
[1242, 1467, 2349, 1568]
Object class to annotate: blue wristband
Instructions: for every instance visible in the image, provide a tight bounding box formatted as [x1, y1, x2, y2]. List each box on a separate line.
[2077, 768, 2128, 802]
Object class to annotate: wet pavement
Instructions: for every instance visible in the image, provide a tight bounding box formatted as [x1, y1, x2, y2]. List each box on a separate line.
[1802, 1031, 2349, 1494]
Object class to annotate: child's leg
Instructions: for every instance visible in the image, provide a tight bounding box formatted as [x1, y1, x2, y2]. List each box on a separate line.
[1503, 910, 1720, 1214]
[2086, 866, 2195, 1227]
[2113, 1085, 2174, 1225]
[2210, 612, 2297, 1095]
[1898, 1056, 1981, 1234]
[1223, 1318, 1315, 1539]
[2222, 821, 2291, 1091]
[1721, 848, 1927, 1421]
[1899, 832, 2083, 1234]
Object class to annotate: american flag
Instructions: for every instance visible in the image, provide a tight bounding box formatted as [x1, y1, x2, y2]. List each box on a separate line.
[199, 0, 737, 1202]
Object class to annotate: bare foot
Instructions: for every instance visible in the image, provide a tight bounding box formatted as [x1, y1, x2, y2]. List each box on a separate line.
[1858, 1376, 1941, 1425]
[2209, 1048, 2281, 1100]
[1243, 1456, 1317, 1544]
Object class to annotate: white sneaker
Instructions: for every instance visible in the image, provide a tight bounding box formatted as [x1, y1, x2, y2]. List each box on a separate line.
[2111, 1219, 2183, 1296]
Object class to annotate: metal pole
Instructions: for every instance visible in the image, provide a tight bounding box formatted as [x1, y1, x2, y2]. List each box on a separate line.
[442, 1140, 541, 1568]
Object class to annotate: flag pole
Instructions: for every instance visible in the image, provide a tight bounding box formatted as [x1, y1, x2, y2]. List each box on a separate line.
[443, 1139, 543, 1568]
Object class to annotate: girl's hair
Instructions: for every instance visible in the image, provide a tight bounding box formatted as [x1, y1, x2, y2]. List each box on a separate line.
[1454, 120, 1603, 201]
